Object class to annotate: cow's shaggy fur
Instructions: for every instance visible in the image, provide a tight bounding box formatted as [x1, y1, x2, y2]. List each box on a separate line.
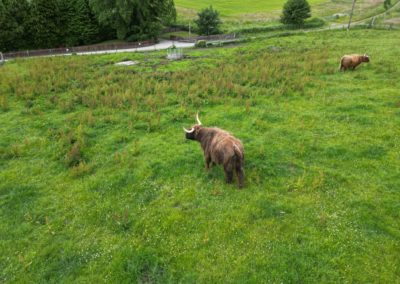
[184, 121, 245, 188]
[339, 54, 370, 71]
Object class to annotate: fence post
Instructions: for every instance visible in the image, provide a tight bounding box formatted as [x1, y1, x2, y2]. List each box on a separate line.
[347, 0, 357, 31]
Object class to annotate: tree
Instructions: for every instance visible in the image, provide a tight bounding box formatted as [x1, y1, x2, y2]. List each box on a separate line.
[67, 0, 100, 46]
[29, 0, 62, 48]
[281, 0, 311, 27]
[195, 6, 222, 35]
[0, 0, 31, 51]
[89, 0, 176, 40]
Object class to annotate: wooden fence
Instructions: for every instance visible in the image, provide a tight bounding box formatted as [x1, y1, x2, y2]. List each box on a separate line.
[171, 33, 237, 42]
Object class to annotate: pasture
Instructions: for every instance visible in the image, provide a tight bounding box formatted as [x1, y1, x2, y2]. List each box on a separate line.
[174, 0, 398, 31]
[174, 0, 326, 17]
[1, 29, 399, 282]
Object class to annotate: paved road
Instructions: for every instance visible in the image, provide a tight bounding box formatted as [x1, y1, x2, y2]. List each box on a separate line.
[75, 40, 195, 56]
[2, 40, 195, 61]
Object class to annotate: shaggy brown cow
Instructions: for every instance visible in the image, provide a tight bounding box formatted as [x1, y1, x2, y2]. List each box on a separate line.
[184, 113, 245, 188]
[339, 54, 370, 71]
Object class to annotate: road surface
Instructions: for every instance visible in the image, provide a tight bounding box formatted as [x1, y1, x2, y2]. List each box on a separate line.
[75, 40, 195, 56]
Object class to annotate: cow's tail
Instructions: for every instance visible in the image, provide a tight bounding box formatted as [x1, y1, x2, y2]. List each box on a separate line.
[233, 145, 244, 188]
[339, 56, 344, 71]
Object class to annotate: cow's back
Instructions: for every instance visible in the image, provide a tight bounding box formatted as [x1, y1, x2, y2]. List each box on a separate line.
[210, 130, 243, 165]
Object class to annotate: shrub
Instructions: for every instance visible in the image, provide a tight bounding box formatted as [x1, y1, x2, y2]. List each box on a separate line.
[195, 6, 222, 35]
[384, 0, 391, 10]
[281, 0, 311, 27]
[195, 40, 207, 48]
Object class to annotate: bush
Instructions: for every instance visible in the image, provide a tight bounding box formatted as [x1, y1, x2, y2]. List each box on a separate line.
[384, 0, 391, 10]
[195, 6, 222, 35]
[195, 40, 207, 48]
[281, 0, 311, 27]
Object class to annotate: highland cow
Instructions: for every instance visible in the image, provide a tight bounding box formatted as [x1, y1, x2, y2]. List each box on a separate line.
[339, 54, 370, 71]
[184, 113, 245, 188]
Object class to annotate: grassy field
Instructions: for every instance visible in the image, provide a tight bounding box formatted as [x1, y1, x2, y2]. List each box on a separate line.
[175, 0, 327, 17]
[174, 0, 398, 31]
[373, 2, 400, 26]
[1, 29, 400, 282]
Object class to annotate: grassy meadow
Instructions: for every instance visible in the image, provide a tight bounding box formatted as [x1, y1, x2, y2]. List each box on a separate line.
[174, 0, 326, 17]
[174, 0, 399, 31]
[1, 29, 400, 282]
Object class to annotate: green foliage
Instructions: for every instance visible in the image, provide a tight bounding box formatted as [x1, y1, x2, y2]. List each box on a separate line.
[0, 30, 400, 282]
[0, 0, 31, 51]
[29, 0, 62, 48]
[0, 0, 176, 51]
[67, 0, 100, 46]
[195, 40, 207, 47]
[384, 0, 391, 10]
[281, 0, 311, 27]
[89, 0, 176, 40]
[0, 0, 103, 50]
[195, 5, 222, 35]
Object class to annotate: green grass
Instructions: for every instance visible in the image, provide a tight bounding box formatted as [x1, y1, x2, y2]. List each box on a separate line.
[373, 2, 400, 26]
[175, 0, 326, 17]
[174, 0, 394, 32]
[1, 29, 400, 283]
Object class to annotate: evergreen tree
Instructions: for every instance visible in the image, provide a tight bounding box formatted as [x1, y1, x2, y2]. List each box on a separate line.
[67, 0, 100, 46]
[195, 6, 222, 35]
[29, 0, 62, 48]
[281, 0, 311, 27]
[57, 0, 75, 46]
[89, 0, 176, 40]
[0, 0, 31, 51]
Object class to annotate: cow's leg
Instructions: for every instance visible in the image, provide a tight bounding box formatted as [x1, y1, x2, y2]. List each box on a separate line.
[224, 163, 234, 184]
[205, 155, 211, 169]
[236, 162, 245, 189]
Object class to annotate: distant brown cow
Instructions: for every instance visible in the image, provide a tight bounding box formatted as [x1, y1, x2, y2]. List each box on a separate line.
[339, 54, 370, 71]
[183, 113, 245, 188]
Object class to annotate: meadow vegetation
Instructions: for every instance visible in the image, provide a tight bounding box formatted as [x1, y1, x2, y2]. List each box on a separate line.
[1, 29, 399, 282]
[174, 0, 400, 32]
[175, 0, 325, 18]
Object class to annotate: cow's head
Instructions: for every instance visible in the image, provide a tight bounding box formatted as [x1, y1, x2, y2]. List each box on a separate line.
[183, 112, 202, 140]
[363, 54, 370, 62]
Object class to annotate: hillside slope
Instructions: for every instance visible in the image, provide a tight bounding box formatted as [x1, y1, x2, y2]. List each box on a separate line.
[0, 29, 399, 283]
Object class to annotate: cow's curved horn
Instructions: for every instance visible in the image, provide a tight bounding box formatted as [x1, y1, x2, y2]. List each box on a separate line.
[196, 112, 202, 125]
[183, 127, 195, 133]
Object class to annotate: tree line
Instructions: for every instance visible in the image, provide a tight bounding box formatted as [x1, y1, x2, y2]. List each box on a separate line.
[0, 0, 319, 53]
[0, 0, 176, 52]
